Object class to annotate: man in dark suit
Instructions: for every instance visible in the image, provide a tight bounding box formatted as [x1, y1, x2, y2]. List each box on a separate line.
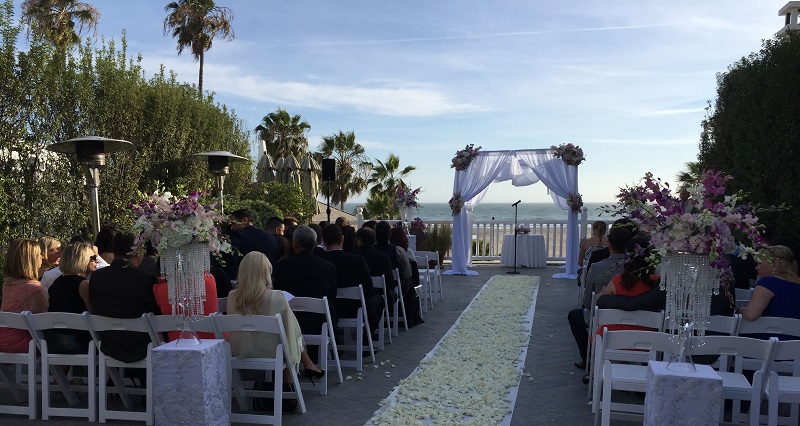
[272, 225, 337, 336]
[321, 224, 383, 333]
[352, 227, 397, 308]
[230, 209, 279, 266]
[375, 221, 412, 296]
[87, 232, 160, 363]
[309, 223, 327, 257]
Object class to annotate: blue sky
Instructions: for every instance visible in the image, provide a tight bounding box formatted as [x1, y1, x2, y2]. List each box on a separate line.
[12, 1, 785, 204]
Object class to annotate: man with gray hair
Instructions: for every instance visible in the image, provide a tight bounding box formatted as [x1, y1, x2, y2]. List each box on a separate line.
[273, 225, 338, 336]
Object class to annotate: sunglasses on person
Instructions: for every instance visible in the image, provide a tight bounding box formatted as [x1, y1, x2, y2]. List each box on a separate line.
[89, 255, 98, 263]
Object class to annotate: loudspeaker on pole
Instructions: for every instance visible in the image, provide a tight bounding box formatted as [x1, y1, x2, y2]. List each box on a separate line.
[322, 158, 336, 182]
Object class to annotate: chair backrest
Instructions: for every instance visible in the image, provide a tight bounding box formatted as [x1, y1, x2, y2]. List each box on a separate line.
[734, 288, 753, 309]
[0, 311, 34, 339]
[217, 297, 228, 314]
[146, 313, 220, 345]
[392, 269, 401, 287]
[84, 313, 153, 345]
[771, 339, 800, 375]
[414, 256, 429, 274]
[690, 335, 776, 371]
[736, 316, 800, 339]
[27, 312, 91, 345]
[289, 296, 331, 332]
[706, 314, 739, 335]
[371, 276, 386, 290]
[212, 314, 288, 352]
[593, 308, 665, 333]
[601, 329, 679, 355]
[337, 285, 364, 302]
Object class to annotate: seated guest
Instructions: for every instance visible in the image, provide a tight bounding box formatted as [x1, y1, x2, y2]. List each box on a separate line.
[308, 223, 326, 256]
[738, 245, 800, 337]
[352, 227, 397, 308]
[389, 227, 415, 260]
[47, 241, 96, 354]
[137, 241, 158, 276]
[342, 225, 357, 252]
[211, 265, 233, 297]
[584, 218, 638, 276]
[265, 216, 291, 260]
[578, 220, 608, 268]
[362, 220, 377, 230]
[86, 232, 160, 363]
[152, 269, 218, 342]
[230, 209, 279, 266]
[568, 226, 631, 370]
[335, 216, 349, 228]
[0, 238, 48, 353]
[228, 252, 324, 413]
[272, 225, 337, 336]
[375, 221, 412, 296]
[387, 226, 423, 326]
[95, 225, 116, 264]
[321, 224, 383, 334]
[38, 236, 61, 281]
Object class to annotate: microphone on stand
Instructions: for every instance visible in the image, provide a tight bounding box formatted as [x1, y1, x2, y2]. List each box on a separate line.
[507, 200, 521, 274]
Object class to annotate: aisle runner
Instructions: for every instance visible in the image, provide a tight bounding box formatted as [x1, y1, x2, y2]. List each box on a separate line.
[367, 275, 539, 425]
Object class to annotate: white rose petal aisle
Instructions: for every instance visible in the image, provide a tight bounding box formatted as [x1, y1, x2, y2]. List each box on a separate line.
[368, 275, 539, 425]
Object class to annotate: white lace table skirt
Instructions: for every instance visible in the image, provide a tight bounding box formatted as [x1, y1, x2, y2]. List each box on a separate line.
[152, 339, 231, 425]
[644, 361, 722, 426]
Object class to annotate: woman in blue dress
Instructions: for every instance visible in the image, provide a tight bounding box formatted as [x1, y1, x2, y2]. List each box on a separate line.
[738, 245, 800, 325]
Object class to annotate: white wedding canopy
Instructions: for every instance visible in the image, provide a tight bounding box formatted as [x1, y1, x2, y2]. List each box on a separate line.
[444, 149, 579, 278]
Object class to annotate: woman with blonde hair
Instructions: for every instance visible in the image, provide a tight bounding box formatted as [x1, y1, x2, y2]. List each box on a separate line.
[227, 251, 324, 412]
[38, 236, 61, 280]
[739, 245, 800, 325]
[578, 221, 608, 267]
[48, 242, 96, 354]
[0, 238, 48, 352]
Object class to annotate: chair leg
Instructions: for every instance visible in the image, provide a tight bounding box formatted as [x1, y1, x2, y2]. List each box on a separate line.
[0, 363, 26, 403]
[398, 293, 408, 331]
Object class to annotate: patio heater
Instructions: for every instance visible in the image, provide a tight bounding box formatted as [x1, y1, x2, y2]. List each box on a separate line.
[46, 136, 133, 240]
[192, 150, 247, 215]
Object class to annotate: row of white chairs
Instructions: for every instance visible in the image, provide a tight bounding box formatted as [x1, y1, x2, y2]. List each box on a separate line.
[594, 329, 800, 426]
[0, 298, 342, 425]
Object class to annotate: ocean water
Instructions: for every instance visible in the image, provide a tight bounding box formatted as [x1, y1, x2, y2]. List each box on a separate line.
[344, 202, 617, 222]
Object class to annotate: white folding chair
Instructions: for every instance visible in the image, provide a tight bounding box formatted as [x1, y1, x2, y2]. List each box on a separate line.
[588, 308, 664, 404]
[217, 297, 228, 314]
[288, 296, 343, 394]
[418, 251, 443, 304]
[734, 288, 753, 309]
[413, 257, 433, 312]
[145, 313, 220, 346]
[707, 314, 740, 335]
[0, 311, 37, 419]
[594, 329, 678, 426]
[765, 339, 800, 426]
[736, 316, 800, 374]
[85, 313, 154, 425]
[688, 335, 777, 425]
[371, 276, 391, 350]
[212, 313, 306, 424]
[391, 268, 412, 330]
[336, 285, 375, 371]
[27, 312, 95, 421]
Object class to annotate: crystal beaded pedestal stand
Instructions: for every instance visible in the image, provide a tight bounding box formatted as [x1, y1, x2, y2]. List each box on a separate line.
[160, 242, 209, 346]
[661, 252, 719, 372]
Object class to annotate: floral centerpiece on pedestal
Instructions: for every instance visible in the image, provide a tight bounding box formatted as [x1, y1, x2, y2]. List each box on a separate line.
[451, 144, 481, 172]
[567, 192, 583, 213]
[394, 186, 421, 227]
[551, 143, 586, 166]
[515, 225, 530, 235]
[604, 170, 764, 367]
[131, 189, 230, 345]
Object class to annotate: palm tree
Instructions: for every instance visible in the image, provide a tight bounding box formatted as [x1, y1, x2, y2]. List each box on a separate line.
[21, 0, 100, 51]
[368, 153, 416, 199]
[163, 0, 234, 94]
[255, 108, 311, 158]
[317, 131, 370, 210]
[676, 161, 704, 189]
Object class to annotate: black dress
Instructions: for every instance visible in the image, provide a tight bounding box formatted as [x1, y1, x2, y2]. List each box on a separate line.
[47, 274, 91, 354]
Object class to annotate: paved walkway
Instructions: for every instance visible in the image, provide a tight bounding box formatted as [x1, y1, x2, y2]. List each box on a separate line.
[1, 263, 615, 425]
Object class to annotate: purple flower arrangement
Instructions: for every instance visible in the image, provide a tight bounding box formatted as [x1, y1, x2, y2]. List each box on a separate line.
[449, 192, 465, 216]
[409, 217, 427, 244]
[395, 186, 421, 209]
[567, 192, 583, 213]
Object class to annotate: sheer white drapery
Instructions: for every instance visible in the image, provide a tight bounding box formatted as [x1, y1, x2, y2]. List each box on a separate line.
[445, 149, 579, 278]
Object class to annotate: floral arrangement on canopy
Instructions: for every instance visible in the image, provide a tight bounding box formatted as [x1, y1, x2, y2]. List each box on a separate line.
[130, 189, 230, 344]
[451, 144, 482, 172]
[551, 143, 586, 166]
[130, 189, 230, 254]
[395, 186, 421, 209]
[449, 192, 465, 216]
[567, 192, 583, 213]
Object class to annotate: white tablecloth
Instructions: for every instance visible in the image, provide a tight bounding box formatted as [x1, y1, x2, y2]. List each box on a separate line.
[152, 339, 230, 425]
[500, 234, 546, 268]
[407, 234, 416, 252]
[644, 361, 722, 426]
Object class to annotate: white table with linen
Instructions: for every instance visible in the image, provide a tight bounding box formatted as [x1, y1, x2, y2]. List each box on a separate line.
[500, 234, 546, 268]
[644, 360, 722, 426]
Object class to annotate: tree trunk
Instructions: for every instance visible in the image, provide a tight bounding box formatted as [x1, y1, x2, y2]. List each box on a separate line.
[198, 51, 204, 95]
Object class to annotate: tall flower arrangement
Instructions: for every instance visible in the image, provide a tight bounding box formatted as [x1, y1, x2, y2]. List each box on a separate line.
[551, 143, 585, 166]
[394, 186, 421, 209]
[451, 144, 481, 171]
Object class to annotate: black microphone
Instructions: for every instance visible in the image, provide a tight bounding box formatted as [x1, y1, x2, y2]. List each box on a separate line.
[511, 200, 521, 207]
